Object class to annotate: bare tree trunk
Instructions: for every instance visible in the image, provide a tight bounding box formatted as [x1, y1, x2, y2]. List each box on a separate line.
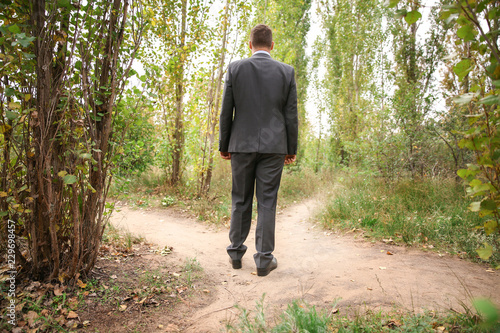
[171, 0, 187, 185]
[199, 0, 230, 195]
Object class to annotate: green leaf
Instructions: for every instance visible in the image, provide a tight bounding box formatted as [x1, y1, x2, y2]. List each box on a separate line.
[5, 110, 18, 120]
[63, 175, 77, 184]
[473, 298, 499, 327]
[16, 34, 35, 47]
[457, 169, 469, 178]
[480, 200, 496, 211]
[8, 24, 21, 34]
[0, 211, 8, 217]
[80, 153, 92, 159]
[476, 243, 493, 260]
[405, 10, 422, 25]
[57, 0, 71, 8]
[394, 9, 407, 19]
[387, 0, 401, 8]
[457, 24, 476, 41]
[453, 92, 477, 104]
[5, 87, 15, 97]
[478, 94, 500, 105]
[453, 59, 472, 81]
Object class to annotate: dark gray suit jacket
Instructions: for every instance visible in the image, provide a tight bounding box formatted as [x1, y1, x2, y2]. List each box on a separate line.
[219, 53, 298, 155]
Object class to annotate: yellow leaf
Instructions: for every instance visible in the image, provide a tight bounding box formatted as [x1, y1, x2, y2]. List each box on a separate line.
[58, 171, 68, 177]
[0, 191, 7, 197]
[24, 94, 31, 101]
[0, 124, 12, 133]
[484, 220, 498, 235]
[8, 102, 20, 109]
[76, 279, 87, 289]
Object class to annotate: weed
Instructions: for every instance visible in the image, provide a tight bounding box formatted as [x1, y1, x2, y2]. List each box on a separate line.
[226, 294, 268, 333]
[273, 300, 330, 333]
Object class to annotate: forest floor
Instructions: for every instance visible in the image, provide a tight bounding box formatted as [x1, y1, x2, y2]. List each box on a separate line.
[110, 197, 500, 332]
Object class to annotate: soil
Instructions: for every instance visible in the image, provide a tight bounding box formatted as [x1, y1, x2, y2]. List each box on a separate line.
[110, 198, 500, 332]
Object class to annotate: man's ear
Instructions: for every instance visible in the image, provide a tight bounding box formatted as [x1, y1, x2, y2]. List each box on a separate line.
[249, 41, 253, 50]
[270, 41, 274, 50]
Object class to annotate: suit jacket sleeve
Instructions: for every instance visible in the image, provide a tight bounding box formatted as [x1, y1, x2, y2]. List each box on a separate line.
[285, 68, 298, 155]
[219, 64, 234, 152]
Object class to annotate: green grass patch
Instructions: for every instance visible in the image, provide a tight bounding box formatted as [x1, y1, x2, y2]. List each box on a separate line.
[225, 297, 500, 333]
[318, 172, 499, 263]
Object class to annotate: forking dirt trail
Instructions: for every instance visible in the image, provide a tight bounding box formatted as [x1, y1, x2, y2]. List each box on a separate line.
[111, 198, 500, 332]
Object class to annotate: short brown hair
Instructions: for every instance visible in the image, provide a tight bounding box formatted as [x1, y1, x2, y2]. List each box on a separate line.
[250, 24, 273, 49]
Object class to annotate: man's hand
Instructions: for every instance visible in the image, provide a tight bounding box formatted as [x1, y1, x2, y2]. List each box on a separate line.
[220, 152, 231, 160]
[285, 154, 296, 165]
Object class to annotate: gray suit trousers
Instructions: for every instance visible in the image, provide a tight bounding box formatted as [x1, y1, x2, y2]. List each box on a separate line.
[227, 153, 285, 269]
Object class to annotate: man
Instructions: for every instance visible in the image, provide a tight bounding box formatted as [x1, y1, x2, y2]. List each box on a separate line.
[219, 24, 298, 277]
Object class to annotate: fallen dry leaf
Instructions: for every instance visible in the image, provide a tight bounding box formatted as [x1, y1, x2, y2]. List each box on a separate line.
[66, 311, 79, 319]
[53, 285, 64, 296]
[26, 311, 38, 328]
[387, 251, 394, 255]
[119, 304, 127, 312]
[386, 319, 402, 328]
[15, 301, 26, 312]
[110, 274, 118, 279]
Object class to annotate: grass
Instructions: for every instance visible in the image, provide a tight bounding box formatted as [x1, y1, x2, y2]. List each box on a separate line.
[225, 297, 500, 333]
[318, 172, 500, 264]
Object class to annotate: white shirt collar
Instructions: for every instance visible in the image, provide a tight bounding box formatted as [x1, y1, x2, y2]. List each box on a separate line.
[254, 50, 271, 56]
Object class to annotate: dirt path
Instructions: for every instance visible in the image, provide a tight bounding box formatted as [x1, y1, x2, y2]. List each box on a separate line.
[110, 198, 500, 332]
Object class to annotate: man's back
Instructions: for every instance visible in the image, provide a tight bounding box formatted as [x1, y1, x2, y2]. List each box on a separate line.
[219, 53, 298, 155]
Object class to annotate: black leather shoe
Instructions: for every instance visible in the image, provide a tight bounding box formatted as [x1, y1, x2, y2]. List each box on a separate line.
[257, 257, 277, 277]
[230, 259, 242, 269]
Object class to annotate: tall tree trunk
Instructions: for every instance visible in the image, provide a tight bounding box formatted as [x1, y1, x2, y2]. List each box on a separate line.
[199, 0, 231, 196]
[171, 0, 187, 185]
